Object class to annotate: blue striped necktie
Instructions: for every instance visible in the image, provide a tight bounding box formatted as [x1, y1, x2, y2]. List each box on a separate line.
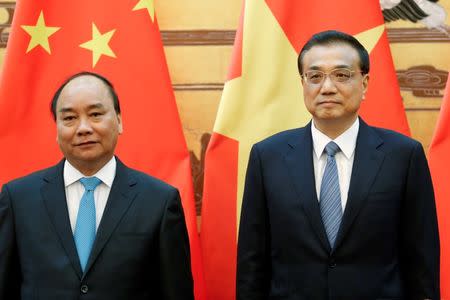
[319, 141, 342, 248]
[74, 176, 101, 272]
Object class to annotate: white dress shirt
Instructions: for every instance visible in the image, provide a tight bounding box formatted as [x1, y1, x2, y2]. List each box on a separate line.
[64, 157, 116, 232]
[312, 118, 359, 211]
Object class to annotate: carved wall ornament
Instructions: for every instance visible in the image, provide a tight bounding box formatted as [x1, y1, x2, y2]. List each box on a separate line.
[189, 133, 211, 214]
[0, 2, 14, 48]
[397, 65, 448, 97]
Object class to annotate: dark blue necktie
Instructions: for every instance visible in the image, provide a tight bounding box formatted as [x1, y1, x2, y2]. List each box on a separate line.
[319, 142, 342, 248]
[74, 176, 101, 272]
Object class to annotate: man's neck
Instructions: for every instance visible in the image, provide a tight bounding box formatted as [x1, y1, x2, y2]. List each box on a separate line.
[313, 116, 358, 140]
[67, 156, 114, 176]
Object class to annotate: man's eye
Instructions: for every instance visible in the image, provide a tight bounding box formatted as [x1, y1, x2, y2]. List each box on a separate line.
[309, 73, 322, 80]
[335, 72, 350, 78]
[63, 116, 75, 121]
[333, 69, 352, 78]
[91, 112, 103, 117]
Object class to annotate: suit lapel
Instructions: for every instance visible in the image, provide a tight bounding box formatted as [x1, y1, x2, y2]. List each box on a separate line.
[83, 158, 138, 277]
[284, 123, 330, 251]
[41, 160, 83, 279]
[334, 119, 385, 249]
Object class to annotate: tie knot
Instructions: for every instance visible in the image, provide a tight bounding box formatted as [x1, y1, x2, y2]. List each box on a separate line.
[79, 177, 102, 191]
[325, 141, 340, 157]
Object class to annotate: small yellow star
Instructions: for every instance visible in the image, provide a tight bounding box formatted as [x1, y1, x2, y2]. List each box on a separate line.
[21, 10, 60, 54]
[132, 0, 155, 22]
[79, 23, 116, 68]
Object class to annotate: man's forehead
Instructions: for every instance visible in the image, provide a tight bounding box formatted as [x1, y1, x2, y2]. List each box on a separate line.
[303, 44, 359, 68]
[61, 75, 109, 95]
[306, 43, 358, 56]
[59, 102, 105, 112]
[57, 75, 112, 107]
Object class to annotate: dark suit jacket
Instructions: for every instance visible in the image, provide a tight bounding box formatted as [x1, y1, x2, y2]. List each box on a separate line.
[0, 158, 194, 300]
[237, 119, 440, 300]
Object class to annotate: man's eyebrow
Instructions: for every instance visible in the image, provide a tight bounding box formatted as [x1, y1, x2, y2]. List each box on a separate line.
[307, 64, 352, 70]
[334, 64, 352, 69]
[58, 107, 74, 113]
[87, 103, 105, 110]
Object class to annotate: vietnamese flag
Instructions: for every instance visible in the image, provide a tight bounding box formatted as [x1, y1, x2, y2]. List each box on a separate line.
[0, 0, 205, 298]
[429, 75, 450, 299]
[200, 0, 409, 299]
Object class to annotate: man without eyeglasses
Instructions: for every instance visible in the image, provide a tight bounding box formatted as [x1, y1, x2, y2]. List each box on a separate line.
[0, 72, 194, 300]
[237, 30, 440, 299]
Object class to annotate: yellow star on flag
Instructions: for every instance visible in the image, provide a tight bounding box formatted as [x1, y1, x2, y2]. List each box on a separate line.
[132, 0, 155, 22]
[80, 23, 116, 68]
[21, 10, 60, 54]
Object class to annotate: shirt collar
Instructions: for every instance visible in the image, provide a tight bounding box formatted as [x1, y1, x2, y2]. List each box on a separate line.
[311, 118, 359, 159]
[63, 156, 116, 188]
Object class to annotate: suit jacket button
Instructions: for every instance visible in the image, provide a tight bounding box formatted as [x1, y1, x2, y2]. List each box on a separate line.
[329, 259, 336, 268]
[80, 285, 89, 294]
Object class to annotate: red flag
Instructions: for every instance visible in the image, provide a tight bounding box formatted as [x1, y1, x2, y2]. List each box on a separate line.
[0, 1, 205, 298]
[201, 1, 409, 299]
[429, 75, 450, 299]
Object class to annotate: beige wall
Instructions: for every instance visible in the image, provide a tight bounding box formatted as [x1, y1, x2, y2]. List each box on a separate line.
[0, 0, 13, 66]
[387, 0, 450, 149]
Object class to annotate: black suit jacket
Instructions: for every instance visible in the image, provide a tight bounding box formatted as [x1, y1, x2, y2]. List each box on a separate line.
[0, 158, 194, 300]
[237, 119, 440, 300]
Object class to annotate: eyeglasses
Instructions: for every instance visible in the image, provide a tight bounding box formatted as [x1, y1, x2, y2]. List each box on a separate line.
[302, 68, 363, 85]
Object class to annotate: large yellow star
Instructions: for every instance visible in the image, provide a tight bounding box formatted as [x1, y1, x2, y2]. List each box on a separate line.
[21, 11, 60, 54]
[79, 23, 116, 68]
[132, 0, 155, 22]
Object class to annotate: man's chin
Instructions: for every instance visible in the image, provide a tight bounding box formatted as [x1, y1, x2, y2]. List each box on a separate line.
[315, 112, 341, 121]
[67, 153, 103, 165]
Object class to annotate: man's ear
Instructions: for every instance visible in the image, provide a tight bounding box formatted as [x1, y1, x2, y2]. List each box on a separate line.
[362, 74, 369, 94]
[117, 114, 123, 134]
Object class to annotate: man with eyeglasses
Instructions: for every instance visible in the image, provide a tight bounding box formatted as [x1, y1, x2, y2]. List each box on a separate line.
[237, 30, 440, 299]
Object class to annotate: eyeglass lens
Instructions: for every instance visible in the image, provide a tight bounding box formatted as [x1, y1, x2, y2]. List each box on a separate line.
[305, 69, 353, 84]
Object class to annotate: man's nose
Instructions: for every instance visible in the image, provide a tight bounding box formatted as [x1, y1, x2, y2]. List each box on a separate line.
[320, 75, 337, 94]
[76, 117, 93, 135]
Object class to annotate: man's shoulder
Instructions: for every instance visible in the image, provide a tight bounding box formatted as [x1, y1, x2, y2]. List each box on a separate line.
[121, 165, 178, 194]
[368, 125, 420, 149]
[255, 126, 307, 149]
[4, 164, 60, 191]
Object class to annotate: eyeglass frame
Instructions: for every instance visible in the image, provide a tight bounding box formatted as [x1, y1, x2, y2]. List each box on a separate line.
[301, 68, 366, 85]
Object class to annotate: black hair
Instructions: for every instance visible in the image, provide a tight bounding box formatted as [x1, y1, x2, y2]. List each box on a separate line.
[50, 71, 121, 121]
[297, 30, 370, 75]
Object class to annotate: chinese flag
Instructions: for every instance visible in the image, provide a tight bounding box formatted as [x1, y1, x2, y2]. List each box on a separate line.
[201, 0, 409, 299]
[429, 75, 450, 299]
[0, 0, 205, 298]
